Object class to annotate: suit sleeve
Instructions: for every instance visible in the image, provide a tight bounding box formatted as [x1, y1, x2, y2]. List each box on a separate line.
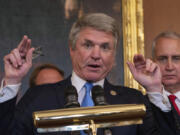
[0, 97, 16, 135]
[137, 95, 161, 135]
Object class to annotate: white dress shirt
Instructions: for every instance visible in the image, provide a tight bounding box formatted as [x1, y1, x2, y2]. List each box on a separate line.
[0, 79, 21, 103]
[148, 87, 180, 112]
[71, 71, 104, 105]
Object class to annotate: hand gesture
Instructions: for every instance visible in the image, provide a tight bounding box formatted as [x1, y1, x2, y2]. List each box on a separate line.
[3, 35, 34, 85]
[127, 54, 163, 93]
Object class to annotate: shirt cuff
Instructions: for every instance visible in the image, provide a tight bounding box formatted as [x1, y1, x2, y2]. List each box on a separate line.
[0, 79, 21, 103]
[147, 88, 171, 112]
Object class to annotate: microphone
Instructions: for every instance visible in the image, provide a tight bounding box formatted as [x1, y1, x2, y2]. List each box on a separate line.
[64, 85, 81, 135]
[64, 85, 80, 108]
[92, 85, 108, 106]
[92, 85, 112, 135]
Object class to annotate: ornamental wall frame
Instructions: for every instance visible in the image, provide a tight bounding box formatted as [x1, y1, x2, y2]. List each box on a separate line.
[122, 0, 145, 94]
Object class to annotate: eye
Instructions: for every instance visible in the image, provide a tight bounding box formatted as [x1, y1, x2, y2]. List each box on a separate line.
[83, 40, 93, 49]
[156, 56, 167, 63]
[173, 56, 180, 60]
[172, 56, 180, 62]
[101, 43, 110, 51]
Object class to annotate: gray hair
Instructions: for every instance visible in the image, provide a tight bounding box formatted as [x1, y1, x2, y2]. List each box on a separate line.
[152, 31, 180, 59]
[68, 13, 120, 50]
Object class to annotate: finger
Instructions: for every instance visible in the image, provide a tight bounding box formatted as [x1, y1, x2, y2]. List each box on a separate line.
[11, 48, 23, 66]
[133, 54, 145, 63]
[133, 54, 146, 67]
[26, 39, 31, 50]
[148, 63, 157, 73]
[18, 35, 28, 52]
[145, 59, 153, 72]
[4, 53, 19, 68]
[20, 39, 32, 58]
[26, 48, 35, 65]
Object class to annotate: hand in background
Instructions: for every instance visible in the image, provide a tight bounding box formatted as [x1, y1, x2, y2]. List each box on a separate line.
[3, 35, 34, 85]
[127, 54, 163, 93]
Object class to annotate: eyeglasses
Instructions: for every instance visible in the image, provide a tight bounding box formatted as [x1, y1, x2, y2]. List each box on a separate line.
[32, 46, 44, 59]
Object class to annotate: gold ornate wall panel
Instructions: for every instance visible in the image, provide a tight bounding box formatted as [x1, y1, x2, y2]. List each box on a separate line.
[122, 0, 145, 94]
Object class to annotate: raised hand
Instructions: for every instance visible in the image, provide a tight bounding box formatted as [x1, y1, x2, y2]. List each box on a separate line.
[127, 54, 163, 93]
[3, 35, 34, 85]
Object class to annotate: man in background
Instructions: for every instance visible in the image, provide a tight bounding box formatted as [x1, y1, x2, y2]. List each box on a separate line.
[150, 32, 180, 135]
[29, 63, 64, 87]
[128, 31, 180, 135]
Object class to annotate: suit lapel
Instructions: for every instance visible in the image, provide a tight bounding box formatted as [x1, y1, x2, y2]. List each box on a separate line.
[54, 76, 72, 108]
[171, 105, 180, 134]
[103, 79, 123, 105]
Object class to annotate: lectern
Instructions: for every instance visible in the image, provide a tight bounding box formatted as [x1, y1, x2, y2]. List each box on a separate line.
[33, 104, 146, 135]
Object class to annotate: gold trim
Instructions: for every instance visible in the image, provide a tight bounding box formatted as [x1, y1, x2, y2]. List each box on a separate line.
[122, 0, 145, 94]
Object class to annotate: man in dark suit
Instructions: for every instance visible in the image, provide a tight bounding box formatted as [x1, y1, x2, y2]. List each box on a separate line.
[1, 13, 160, 135]
[128, 31, 180, 135]
[150, 32, 180, 135]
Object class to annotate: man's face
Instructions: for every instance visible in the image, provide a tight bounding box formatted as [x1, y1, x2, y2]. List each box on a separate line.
[70, 27, 115, 82]
[154, 37, 180, 89]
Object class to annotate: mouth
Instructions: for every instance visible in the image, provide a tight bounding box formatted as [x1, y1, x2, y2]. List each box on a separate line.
[87, 64, 101, 70]
[163, 75, 176, 78]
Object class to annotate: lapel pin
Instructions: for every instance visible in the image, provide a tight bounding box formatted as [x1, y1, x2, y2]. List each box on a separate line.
[110, 90, 117, 96]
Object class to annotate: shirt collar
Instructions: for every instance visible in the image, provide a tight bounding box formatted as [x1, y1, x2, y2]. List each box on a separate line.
[71, 71, 104, 93]
[164, 88, 180, 101]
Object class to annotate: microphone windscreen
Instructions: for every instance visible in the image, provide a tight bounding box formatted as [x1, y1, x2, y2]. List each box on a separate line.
[92, 85, 108, 106]
[64, 85, 80, 108]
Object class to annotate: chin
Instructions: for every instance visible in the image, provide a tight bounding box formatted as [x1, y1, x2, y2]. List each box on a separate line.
[84, 74, 102, 82]
[163, 80, 178, 86]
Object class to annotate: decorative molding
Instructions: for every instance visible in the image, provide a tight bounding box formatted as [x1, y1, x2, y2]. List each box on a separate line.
[122, 0, 145, 94]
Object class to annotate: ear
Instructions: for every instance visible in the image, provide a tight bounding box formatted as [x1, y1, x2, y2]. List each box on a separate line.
[69, 45, 74, 58]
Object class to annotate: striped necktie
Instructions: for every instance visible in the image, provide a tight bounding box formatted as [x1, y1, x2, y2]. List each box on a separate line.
[168, 95, 180, 115]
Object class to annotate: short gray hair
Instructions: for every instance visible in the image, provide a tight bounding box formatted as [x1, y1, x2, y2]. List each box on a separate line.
[152, 31, 180, 59]
[68, 13, 120, 50]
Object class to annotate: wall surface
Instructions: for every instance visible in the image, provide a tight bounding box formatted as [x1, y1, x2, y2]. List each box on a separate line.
[144, 0, 180, 58]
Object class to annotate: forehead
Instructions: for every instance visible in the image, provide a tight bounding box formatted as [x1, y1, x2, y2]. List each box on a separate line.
[38, 68, 60, 76]
[78, 27, 115, 43]
[155, 37, 180, 56]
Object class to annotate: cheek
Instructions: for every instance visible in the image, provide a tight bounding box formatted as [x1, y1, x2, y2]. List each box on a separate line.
[76, 51, 89, 66]
[158, 65, 165, 72]
[103, 55, 115, 68]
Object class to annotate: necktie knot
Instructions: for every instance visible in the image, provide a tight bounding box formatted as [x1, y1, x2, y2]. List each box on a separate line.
[168, 95, 177, 101]
[85, 82, 93, 93]
[168, 94, 180, 115]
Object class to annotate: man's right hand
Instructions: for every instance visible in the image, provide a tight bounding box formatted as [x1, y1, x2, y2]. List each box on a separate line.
[3, 35, 34, 85]
[127, 54, 163, 93]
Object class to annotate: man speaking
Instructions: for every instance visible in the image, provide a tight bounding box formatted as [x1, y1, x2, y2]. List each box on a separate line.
[1, 13, 160, 135]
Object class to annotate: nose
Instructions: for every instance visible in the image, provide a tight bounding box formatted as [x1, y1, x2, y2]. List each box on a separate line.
[165, 59, 174, 71]
[91, 46, 101, 60]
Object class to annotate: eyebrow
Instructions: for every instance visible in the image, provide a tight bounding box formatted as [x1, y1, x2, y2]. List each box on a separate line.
[84, 39, 93, 44]
[84, 39, 110, 46]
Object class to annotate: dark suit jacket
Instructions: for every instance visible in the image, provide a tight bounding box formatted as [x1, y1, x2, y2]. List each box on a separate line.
[151, 102, 180, 135]
[0, 97, 16, 134]
[8, 77, 160, 135]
